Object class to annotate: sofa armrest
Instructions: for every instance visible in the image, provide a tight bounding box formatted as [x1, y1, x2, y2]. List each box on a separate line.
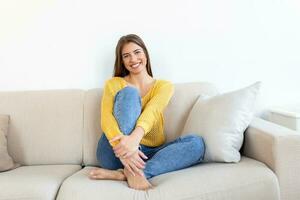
[243, 117, 300, 200]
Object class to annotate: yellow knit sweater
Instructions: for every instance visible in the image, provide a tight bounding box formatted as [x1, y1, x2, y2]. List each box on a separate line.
[101, 77, 174, 147]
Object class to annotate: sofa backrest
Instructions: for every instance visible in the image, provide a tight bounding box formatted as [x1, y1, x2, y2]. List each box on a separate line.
[0, 90, 84, 165]
[0, 82, 218, 166]
[83, 82, 218, 166]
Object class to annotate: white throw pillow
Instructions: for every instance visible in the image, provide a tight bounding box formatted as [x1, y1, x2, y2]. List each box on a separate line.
[182, 82, 261, 163]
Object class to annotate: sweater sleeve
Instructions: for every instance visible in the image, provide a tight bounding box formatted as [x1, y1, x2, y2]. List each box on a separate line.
[100, 80, 123, 147]
[135, 81, 174, 135]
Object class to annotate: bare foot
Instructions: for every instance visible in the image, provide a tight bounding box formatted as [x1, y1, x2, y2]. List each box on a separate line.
[89, 168, 126, 181]
[124, 167, 153, 190]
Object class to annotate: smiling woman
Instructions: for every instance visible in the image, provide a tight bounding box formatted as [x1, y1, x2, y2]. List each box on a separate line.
[88, 34, 206, 190]
[113, 34, 153, 78]
[120, 42, 156, 98]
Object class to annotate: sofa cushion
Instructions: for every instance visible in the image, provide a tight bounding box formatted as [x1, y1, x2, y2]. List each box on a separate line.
[0, 165, 81, 200]
[0, 90, 84, 165]
[0, 114, 20, 172]
[82, 82, 219, 166]
[57, 157, 279, 200]
[182, 82, 260, 162]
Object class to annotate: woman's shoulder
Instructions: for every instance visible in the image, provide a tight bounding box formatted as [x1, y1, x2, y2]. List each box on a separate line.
[105, 76, 123, 82]
[154, 79, 174, 94]
[155, 79, 174, 87]
[104, 77, 123, 86]
[103, 77, 125, 92]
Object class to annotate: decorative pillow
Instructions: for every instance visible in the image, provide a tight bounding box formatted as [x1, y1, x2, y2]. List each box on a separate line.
[0, 115, 20, 172]
[182, 82, 261, 163]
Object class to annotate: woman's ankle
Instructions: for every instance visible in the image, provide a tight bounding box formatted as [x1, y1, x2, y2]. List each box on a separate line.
[124, 168, 152, 190]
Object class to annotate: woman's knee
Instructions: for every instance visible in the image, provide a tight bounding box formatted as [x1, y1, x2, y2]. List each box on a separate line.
[182, 134, 205, 159]
[113, 86, 142, 134]
[114, 86, 141, 106]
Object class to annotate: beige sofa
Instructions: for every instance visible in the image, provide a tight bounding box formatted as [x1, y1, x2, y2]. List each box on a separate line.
[0, 82, 299, 200]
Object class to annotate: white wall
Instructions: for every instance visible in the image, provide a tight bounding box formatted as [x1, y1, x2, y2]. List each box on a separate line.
[1, 0, 300, 116]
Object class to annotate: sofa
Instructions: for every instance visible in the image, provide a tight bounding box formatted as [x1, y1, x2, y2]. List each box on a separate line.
[0, 82, 300, 200]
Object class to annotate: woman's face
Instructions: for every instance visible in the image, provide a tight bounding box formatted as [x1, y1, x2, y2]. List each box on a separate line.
[121, 42, 147, 75]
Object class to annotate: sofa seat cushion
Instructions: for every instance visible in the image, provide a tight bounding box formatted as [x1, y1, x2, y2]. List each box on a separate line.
[0, 165, 81, 200]
[57, 157, 279, 200]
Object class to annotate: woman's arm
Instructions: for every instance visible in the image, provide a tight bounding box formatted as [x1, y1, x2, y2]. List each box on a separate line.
[135, 81, 174, 135]
[100, 80, 123, 147]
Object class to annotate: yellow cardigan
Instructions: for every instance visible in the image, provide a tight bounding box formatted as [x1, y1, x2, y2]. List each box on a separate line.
[101, 77, 174, 147]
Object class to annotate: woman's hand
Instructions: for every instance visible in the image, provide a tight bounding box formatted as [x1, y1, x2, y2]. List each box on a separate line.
[110, 126, 145, 158]
[111, 135, 138, 158]
[120, 150, 148, 176]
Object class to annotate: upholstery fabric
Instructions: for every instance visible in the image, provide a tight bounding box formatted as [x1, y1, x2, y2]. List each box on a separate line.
[0, 165, 81, 200]
[243, 117, 300, 200]
[57, 157, 279, 200]
[182, 82, 260, 162]
[1, 84, 297, 200]
[0, 90, 84, 165]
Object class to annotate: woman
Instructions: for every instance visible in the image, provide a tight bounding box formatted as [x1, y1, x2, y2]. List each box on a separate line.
[89, 34, 205, 190]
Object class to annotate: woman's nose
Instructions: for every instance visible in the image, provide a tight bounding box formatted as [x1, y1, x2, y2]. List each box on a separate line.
[129, 54, 138, 62]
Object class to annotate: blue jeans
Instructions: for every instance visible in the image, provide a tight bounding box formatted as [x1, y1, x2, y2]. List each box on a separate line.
[96, 86, 205, 179]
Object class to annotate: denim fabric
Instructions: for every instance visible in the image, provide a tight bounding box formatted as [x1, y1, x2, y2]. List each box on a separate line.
[96, 86, 205, 179]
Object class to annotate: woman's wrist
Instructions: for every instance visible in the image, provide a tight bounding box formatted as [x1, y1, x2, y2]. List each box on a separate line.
[130, 126, 144, 143]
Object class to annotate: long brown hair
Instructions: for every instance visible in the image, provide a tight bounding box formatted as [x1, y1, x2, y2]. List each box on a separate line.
[113, 34, 153, 77]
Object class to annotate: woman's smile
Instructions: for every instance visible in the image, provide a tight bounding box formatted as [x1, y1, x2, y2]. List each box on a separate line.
[131, 62, 141, 68]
